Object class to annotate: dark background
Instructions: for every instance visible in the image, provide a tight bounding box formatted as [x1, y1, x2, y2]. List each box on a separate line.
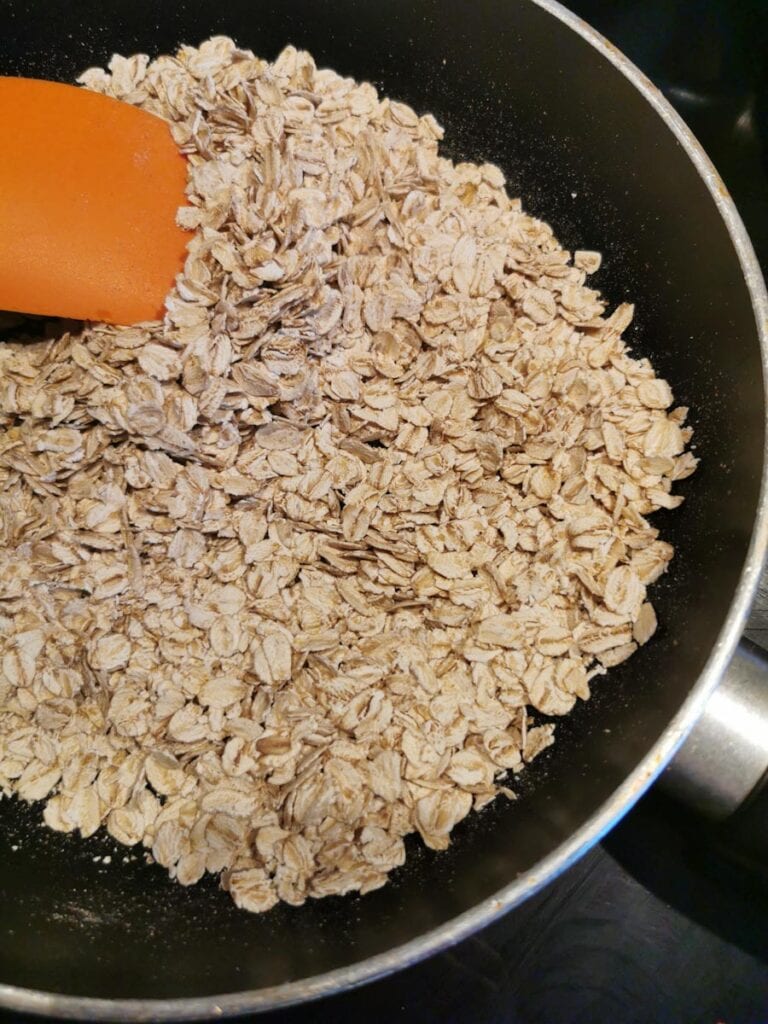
[2, 1, 768, 1022]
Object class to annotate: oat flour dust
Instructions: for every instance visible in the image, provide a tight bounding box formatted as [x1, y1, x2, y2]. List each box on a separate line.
[0, 38, 696, 913]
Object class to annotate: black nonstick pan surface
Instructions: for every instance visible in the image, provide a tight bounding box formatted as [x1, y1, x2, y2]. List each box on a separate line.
[0, 0, 765, 1018]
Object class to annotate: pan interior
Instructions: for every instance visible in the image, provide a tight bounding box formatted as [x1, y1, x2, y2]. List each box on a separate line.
[0, 0, 764, 1004]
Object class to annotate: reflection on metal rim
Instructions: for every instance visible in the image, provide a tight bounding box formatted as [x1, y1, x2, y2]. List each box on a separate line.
[3, 0, 768, 1019]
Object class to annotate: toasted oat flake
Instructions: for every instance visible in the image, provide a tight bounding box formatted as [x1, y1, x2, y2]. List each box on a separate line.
[0, 36, 696, 915]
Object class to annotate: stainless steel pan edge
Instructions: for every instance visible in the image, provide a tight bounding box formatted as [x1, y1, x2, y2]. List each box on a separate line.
[2, 0, 767, 1019]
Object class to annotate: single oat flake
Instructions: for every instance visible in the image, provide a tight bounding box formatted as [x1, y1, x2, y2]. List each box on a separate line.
[0, 37, 696, 913]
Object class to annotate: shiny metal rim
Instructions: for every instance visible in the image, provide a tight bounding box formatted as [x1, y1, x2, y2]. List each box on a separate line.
[3, 1, 768, 1018]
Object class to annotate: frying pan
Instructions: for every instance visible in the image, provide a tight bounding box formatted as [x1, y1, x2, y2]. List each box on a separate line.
[1, 0, 767, 1019]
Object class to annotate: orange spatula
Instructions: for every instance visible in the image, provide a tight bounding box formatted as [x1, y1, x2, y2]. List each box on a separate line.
[0, 78, 191, 325]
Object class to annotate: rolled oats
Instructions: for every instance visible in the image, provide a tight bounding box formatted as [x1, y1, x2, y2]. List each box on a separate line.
[0, 37, 696, 913]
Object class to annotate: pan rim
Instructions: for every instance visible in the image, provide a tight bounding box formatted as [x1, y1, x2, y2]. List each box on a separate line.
[3, 0, 768, 1018]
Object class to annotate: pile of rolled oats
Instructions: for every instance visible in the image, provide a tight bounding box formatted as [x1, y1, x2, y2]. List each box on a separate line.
[0, 37, 696, 912]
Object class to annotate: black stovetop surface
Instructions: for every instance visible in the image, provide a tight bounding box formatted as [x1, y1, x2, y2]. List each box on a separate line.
[5, 2, 768, 1022]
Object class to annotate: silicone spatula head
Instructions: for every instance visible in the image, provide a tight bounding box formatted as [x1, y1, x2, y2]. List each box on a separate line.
[0, 78, 191, 325]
